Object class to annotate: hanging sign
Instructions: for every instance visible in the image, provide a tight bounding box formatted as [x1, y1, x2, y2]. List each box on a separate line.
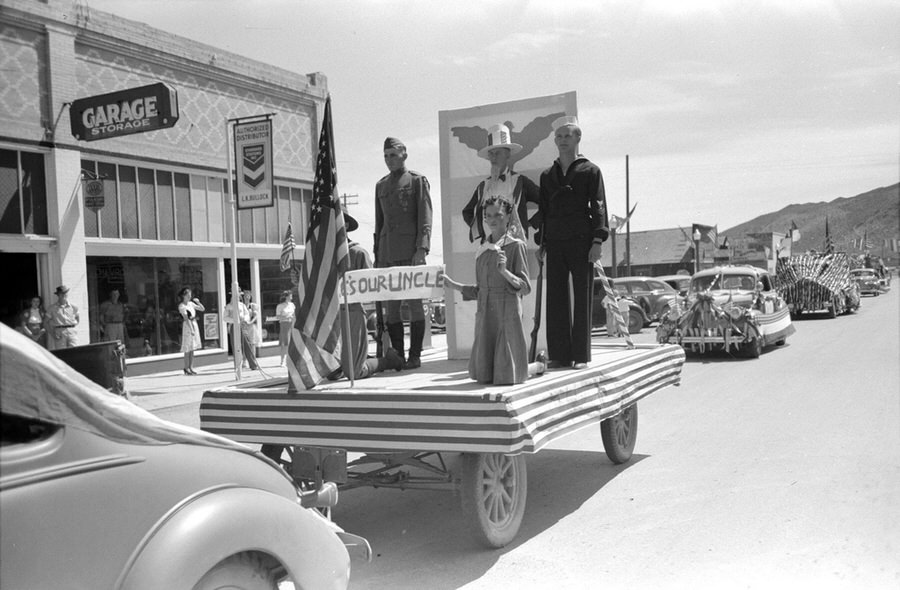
[234, 119, 274, 209]
[70, 82, 179, 141]
[83, 178, 105, 211]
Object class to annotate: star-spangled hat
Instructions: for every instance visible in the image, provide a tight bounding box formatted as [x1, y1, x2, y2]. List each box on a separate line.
[477, 123, 523, 159]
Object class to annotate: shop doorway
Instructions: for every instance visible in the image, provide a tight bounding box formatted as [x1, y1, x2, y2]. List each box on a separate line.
[0, 253, 40, 330]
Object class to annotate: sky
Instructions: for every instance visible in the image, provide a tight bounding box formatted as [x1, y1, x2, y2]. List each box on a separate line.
[87, 0, 899, 260]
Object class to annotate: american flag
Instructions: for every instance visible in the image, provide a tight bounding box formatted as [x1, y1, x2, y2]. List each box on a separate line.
[280, 222, 294, 272]
[287, 96, 349, 391]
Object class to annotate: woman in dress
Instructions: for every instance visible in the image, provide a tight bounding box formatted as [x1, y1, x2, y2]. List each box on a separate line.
[18, 295, 46, 347]
[443, 196, 545, 385]
[177, 287, 205, 375]
[275, 290, 295, 367]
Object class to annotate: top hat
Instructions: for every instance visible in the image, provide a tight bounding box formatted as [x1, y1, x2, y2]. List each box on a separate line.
[552, 115, 581, 132]
[478, 124, 523, 159]
[55, 285, 69, 295]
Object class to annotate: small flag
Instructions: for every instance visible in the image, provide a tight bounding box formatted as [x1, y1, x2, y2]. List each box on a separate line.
[280, 222, 294, 272]
[790, 221, 801, 242]
[288, 96, 350, 391]
[692, 223, 717, 245]
[593, 262, 634, 348]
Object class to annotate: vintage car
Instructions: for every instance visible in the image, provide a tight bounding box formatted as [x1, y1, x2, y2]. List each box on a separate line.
[0, 324, 369, 590]
[612, 276, 680, 323]
[655, 273, 692, 296]
[657, 265, 795, 358]
[850, 267, 884, 296]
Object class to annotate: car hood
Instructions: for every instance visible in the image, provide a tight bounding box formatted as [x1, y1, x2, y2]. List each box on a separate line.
[0, 325, 251, 454]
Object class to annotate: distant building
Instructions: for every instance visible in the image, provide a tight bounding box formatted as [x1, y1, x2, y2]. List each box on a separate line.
[0, 0, 327, 372]
[600, 228, 792, 277]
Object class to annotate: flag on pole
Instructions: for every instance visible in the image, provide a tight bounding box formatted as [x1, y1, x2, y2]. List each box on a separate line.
[593, 262, 634, 348]
[824, 217, 834, 254]
[288, 96, 349, 391]
[790, 220, 800, 242]
[280, 222, 294, 272]
[691, 223, 717, 245]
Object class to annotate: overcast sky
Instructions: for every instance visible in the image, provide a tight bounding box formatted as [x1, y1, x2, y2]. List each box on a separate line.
[88, 0, 898, 258]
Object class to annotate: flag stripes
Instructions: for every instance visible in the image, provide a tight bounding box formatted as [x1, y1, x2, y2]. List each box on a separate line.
[287, 95, 349, 391]
[280, 222, 294, 272]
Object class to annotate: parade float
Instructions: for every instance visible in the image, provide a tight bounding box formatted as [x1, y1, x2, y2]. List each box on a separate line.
[775, 251, 860, 318]
[656, 265, 795, 358]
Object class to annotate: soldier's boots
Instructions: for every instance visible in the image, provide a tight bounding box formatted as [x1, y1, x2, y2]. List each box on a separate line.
[404, 320, 426, 370]
[386, 322, 405, 361]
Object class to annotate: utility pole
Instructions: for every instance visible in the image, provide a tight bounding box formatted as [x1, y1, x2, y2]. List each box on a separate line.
[625, 155, 631, 276]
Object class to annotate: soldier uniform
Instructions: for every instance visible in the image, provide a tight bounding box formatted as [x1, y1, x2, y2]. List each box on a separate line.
[375, 137, 433, 368]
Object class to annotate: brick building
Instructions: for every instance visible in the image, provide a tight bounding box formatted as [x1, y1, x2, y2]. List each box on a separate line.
[0, 0, 327, 372]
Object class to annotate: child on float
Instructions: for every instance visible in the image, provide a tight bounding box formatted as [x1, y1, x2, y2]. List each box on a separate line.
[443, 195, 546, 385]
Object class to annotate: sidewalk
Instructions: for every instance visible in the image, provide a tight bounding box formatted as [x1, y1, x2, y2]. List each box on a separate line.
[127, 334, 451, 413]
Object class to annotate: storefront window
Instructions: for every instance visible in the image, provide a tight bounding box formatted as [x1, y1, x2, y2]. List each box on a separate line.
[87, 256, 220, 358]
[258, 260, 295, 343]
[0, 148, 48, 236]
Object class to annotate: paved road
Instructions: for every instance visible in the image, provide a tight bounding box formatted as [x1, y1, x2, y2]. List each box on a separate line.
[138, 289, 900, 590]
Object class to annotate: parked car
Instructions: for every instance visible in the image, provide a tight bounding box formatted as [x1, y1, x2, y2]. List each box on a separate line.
[592, 269, 649, 333]
[655, 273, 692, 297]
[850, 267, 884, 296]
[610, 276, 680, 323]
[657, 265, 796, 358]
[0, 324, 369, 590]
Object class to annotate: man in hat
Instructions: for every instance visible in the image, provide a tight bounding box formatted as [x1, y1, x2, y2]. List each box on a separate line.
[44, 285, 80, 350]
[532, 115, 609, 370]
[462, 123, 540, 244]
[374, 137, 433, 369]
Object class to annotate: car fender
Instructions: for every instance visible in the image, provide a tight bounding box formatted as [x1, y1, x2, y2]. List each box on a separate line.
[117, 485, 350, 590]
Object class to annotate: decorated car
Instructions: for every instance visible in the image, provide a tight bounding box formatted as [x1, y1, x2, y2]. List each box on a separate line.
[775, 251, 858, 318]
[0, 324, 369, 590]
[657, 265, 795, 358]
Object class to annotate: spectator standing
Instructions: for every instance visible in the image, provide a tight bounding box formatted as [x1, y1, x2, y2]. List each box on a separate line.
[99, 289, 126, 343]
[177, 287, 205, 375]
[44, 285, 80, 350]
[275, 290, 295, 367]
[18, 295, 46, 346]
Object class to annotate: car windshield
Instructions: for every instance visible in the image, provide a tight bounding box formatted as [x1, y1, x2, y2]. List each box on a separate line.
[691, 273, 757, 292]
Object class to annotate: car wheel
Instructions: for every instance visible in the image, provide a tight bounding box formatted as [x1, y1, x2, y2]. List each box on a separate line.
[601, 404, 638, 464]
[460, 452, 527, 548]
[194, 552, 280, 590]
[745, 337, 763, 359]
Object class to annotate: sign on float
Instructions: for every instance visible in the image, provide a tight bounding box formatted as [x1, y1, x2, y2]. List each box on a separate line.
[70, 82, 179, 141]
[342, 265, 445, 304]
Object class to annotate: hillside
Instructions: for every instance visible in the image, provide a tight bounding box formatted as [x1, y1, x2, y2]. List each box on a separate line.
[722, 183, 900, 255]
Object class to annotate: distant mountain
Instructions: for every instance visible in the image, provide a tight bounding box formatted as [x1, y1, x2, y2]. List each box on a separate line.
[722, 183, 900, 254]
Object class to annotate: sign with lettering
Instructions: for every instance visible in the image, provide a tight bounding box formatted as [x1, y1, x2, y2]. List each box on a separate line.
[342, 265, 445, 304]
[83, 178, 105, 211]
[203, 313, 219, 340]
[234, 119, 274, 209]
[70, 82, 179, 141]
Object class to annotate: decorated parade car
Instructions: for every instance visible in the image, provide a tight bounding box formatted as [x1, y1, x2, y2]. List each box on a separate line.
[656, 265, 796, 358]
[775, 251, 859, 318]
[0, 325, 369, 590]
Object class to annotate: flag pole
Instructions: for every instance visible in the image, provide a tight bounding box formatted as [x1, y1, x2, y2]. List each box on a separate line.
[340, 274, 354, 386]
[225, 116, 243, 381]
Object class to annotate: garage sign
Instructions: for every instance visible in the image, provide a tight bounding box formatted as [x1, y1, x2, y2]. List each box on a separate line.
[70, 82, 179, 141]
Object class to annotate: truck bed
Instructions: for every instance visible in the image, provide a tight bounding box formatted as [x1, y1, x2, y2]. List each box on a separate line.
[200, 343, 685, 455]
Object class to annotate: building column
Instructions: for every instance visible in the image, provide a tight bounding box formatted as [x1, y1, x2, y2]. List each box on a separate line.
[44, 23, 89, 344]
